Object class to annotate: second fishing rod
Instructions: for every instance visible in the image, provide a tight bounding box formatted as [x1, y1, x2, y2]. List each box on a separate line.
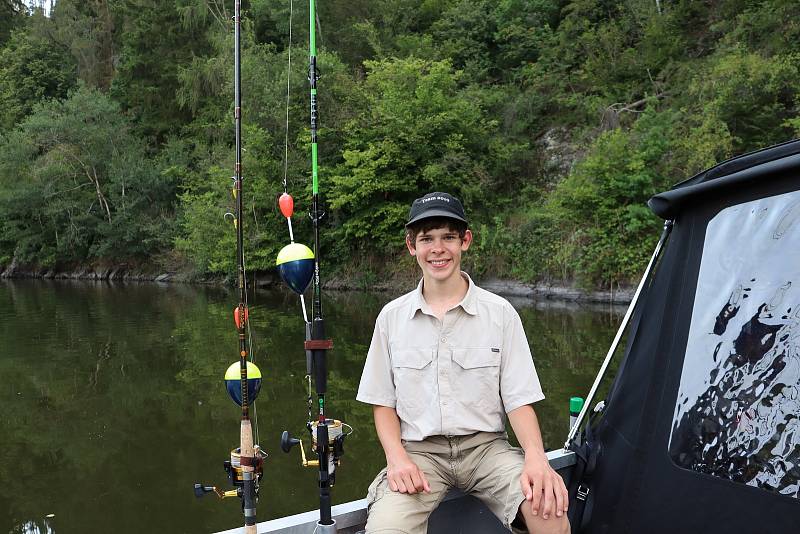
[276, 1, 352, 532]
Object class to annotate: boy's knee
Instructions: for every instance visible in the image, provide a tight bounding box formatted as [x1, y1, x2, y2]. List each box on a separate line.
[525, 518, 570, 534]
[516, 505, 570, 534]
[364, 516, 416, 534]
[366, 497, 429, 534]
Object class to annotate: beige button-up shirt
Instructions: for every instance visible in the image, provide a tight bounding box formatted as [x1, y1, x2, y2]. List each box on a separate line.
[356, 273, 545, 441]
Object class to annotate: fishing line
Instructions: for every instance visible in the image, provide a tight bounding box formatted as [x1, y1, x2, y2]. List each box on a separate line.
[242, 254, 261, 447]
[282, 0, 294, 194]
[283, 0, 305, 325]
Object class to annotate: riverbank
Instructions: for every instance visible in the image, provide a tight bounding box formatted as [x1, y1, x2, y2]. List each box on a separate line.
[0, 262, 635, 304]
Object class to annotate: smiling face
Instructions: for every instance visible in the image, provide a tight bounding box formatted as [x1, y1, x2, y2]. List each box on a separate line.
[406, 225, 473, 284]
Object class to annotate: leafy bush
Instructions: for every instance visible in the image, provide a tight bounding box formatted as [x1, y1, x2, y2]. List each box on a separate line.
[0, 85, 175, 267]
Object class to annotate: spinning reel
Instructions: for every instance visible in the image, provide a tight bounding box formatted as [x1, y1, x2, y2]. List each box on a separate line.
[281, 419, 350, 484]
[194, 445, 268, 500]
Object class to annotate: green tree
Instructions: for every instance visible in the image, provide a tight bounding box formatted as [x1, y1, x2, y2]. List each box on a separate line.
[111, 0, 219, 141]
[0, 85, 176, 267]
[491, 0, 560, 73]
[689, 49, 800, 154]
[429, 0, 496, 81]
[0, 16, 76, 131]
[0, 0, 27, 46]
[328, 57, 494, 253]
[539, 107, 677, 287]
[45, 0, 116, 90]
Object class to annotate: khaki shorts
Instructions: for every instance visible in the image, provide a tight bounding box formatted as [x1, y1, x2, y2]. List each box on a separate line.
[365, 432, 527, 534]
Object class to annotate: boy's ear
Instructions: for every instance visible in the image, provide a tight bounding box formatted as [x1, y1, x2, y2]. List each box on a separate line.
[406, 235, 416, 256]
[461, 229, 473, 251]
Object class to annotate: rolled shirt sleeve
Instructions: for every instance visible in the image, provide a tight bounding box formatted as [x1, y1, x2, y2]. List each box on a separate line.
[356, 312, 397, 408]
[500, 304, 545, 413]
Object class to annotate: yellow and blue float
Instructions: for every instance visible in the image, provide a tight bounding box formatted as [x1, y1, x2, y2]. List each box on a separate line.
[224, 360, 263, 406]
[276, 242, 314, 294]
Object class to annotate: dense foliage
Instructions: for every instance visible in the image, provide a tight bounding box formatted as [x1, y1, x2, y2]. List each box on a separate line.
[1, 0, 799, 288]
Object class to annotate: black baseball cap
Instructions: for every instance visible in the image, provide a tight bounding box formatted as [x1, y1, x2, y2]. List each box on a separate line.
[405, 192, 468, 227]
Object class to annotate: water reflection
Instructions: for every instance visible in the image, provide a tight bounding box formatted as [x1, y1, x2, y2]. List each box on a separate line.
[15, 519, 55, 534]
[0, 279, 621, 533]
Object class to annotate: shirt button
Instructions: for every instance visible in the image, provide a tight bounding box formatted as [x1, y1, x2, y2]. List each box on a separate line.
[441, 337, 446, 343]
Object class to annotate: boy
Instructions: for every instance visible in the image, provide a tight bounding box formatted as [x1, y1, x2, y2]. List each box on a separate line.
[356, 192, 569, 534]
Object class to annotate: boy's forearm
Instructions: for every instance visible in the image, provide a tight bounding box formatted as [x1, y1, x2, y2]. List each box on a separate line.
[509, 404, 569, 520]
[373, 405, 408, 462]
[507, 404, 547, 458]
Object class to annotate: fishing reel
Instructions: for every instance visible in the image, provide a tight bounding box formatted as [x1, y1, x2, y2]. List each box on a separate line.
[281, 419, 351, 485]
[194, 445, 268, 501]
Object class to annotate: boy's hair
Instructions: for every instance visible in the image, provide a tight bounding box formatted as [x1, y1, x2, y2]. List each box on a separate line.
[405, 217, 468, 246]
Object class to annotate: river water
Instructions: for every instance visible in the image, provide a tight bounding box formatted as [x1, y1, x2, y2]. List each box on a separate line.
[0, 279, 622, 534]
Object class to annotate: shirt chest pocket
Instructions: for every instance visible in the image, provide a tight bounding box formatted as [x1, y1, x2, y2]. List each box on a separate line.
[391, 348, 435, 421]
[451, 348, 502, 409]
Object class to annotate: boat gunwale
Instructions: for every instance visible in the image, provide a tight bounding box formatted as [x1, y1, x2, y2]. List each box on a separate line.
[213, 449, 577, 534]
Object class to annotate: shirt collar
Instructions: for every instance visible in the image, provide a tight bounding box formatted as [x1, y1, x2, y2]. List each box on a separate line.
[408, 272, 478, 319]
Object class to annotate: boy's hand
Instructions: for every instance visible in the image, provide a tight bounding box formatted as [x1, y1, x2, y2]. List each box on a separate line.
[386, 451, 431, 494]
[519, 451, 568, 520]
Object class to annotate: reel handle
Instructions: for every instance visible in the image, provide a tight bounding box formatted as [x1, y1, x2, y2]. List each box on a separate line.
[194, 483, 237, 500]
[194, 483, 220, 498]
[281, 430, 301, 453]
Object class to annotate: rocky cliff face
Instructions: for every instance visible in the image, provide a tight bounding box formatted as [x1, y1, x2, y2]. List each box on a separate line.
[535, 127, 585, 185]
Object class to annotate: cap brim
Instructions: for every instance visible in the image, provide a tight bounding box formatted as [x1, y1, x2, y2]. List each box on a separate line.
[405, 209, 468, 227]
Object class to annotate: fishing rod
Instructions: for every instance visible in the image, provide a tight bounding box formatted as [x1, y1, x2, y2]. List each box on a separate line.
[276, 2, 351, 532]
[194, 3, 266, 533]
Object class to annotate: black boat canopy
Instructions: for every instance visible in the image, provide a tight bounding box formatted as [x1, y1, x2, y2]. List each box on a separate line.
[581, 139, 800, 533]
[650, 139, 800, 218]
